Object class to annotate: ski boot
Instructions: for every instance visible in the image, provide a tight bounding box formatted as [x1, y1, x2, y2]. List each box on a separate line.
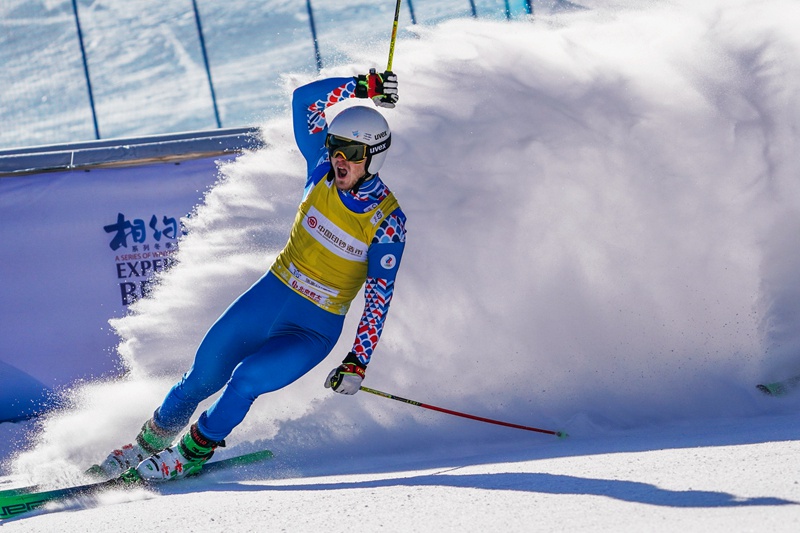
[88, 417, 179, 478]
[135, 422, 224, 481]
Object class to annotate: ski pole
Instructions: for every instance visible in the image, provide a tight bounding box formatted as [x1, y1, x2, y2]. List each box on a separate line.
[387, 0, 402, 71]
[360, 386, 568, 438]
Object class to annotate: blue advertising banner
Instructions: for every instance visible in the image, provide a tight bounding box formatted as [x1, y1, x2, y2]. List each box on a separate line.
[0, 154, 231, 417]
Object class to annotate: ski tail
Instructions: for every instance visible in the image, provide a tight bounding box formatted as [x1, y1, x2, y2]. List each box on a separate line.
[0, 484, 41, 499]
[0, 476, 127, 520]
[0, 448, 273, 520]
[0, 464, 117, 499]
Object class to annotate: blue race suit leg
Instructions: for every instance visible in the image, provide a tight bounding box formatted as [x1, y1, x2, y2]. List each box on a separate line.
[153, 271, 345, 440]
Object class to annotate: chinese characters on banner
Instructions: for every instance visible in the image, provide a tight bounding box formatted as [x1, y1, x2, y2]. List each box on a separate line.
[104, 212, 184, 306]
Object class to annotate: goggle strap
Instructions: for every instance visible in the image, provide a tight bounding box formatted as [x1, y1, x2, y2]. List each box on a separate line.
[367, 134, 391, 156]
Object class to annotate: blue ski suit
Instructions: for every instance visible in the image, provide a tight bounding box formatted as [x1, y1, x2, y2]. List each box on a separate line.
[152, 77, 407, 441]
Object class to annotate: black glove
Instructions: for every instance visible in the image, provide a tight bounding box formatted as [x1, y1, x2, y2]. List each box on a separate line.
[324, 352, 366, 395]
[355, 69, 399, 109]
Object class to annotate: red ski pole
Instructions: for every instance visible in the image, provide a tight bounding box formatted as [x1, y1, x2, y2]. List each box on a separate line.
[360, 386, 568, 438]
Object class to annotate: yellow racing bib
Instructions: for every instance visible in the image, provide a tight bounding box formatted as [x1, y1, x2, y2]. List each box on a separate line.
[271, 176, 400, 315]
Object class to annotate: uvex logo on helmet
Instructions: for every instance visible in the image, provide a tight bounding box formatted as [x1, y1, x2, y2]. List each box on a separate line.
[368, 138, 391, 155]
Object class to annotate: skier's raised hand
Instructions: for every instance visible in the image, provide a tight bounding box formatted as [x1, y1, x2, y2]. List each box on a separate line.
[355, 69, 399, 109]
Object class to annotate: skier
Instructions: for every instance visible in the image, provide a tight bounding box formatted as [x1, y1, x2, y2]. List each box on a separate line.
[97, 71, 405, 481]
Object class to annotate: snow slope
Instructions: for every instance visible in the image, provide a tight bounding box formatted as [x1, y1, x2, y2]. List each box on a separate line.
[3, 0, 800, 530]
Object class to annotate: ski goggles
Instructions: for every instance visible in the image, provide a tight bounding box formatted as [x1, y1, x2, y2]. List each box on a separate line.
[325, 135, 369, 163]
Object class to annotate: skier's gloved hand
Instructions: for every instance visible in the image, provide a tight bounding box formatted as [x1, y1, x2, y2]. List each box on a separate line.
[377, 71, 399, 108]
[355, 69, 398, 109]
[325, 353, 366, 395]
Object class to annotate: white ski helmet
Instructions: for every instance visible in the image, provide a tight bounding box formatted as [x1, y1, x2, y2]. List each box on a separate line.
[327, 106, 391, 176]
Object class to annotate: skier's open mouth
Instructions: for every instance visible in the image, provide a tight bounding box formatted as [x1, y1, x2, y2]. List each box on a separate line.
[336, 166, 348, 179]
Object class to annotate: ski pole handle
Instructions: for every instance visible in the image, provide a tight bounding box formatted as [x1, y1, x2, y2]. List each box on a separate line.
[360, 386, 568, 438]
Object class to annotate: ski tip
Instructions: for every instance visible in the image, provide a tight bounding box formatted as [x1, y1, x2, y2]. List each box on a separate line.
[757, 383, 787, 397]
[227, 449, 275, 464]
[555, 431, 569, 439]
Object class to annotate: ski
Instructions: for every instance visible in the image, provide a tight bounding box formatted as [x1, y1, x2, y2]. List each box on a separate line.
[0, 484, 40, 498]
[757, 374, 800, 397]
[0, 465, 109, 499]
[0, 448, 273, 520]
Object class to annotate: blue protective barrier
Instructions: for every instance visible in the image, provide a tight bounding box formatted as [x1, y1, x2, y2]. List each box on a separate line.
[0, 0, 553, 151]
